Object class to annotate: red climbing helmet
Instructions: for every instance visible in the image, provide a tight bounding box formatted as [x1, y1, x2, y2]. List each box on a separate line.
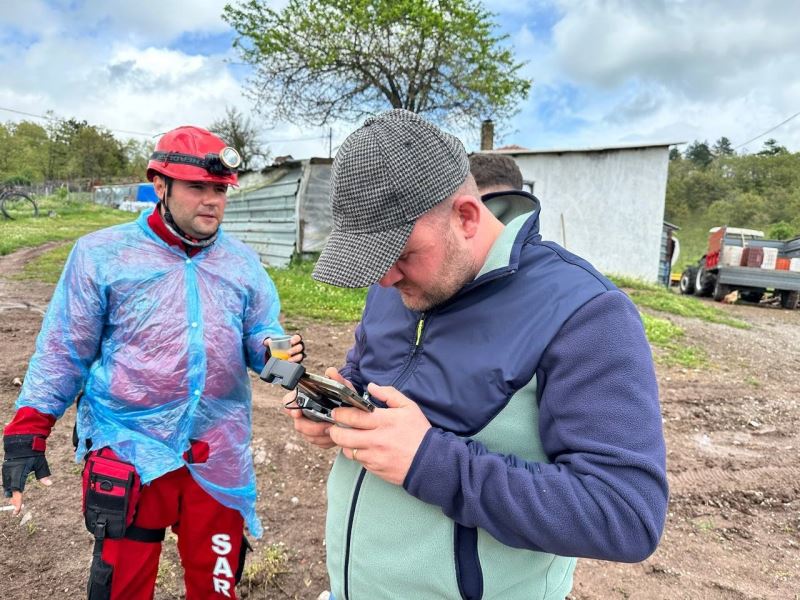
[146, 125, 240, 186]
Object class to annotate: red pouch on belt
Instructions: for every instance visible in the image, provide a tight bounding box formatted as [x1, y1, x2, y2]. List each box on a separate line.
[81, 448, 141, 539]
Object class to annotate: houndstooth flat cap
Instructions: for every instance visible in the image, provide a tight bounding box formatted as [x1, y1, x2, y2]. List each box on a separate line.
[312, 109, 469, 288]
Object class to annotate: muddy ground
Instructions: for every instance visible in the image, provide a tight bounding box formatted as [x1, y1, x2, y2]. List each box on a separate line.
[1, 243, 798, 600]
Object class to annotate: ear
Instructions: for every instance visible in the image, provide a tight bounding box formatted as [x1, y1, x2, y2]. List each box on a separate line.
[152, 175, 166, 200]
[452, 195, 481, 239]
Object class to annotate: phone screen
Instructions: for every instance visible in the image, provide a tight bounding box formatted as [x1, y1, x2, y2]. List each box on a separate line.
[299, 373, 375, 412]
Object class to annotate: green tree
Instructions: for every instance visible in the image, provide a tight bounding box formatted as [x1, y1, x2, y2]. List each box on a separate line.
[0, 123, 14, 179]
[664, 159, 691, 221]
[223, 0, 531, 127]
[731, 152, 800, 195]
[72, 127, 126, 181]
[1, 121, 49, 182]
[707, 191, 768, 228]
[42, 111, 71, 180]
[712, 136, 734, 157]
[684, 140, 713, 168]
[209, 106, 269, 170]
[767, 221, 796, 240]
[121, 138, 154, 178]
[668, 147, 682, 161]
[0, 117, 142, 183]
[757, 137, 788, 156]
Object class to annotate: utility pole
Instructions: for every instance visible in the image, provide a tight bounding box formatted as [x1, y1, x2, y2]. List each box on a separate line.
[328, 128, 333, 158]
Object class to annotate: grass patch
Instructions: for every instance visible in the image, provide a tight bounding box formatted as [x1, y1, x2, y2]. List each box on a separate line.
[0, 194, 135, 256]
[241, 543, 290, 595]
[268, 260, 367, 322]
[694, 519, 716, 532]
[745, 376, 761, 388]
[641, 313, 707, 368]
[606, 274, 665, 292]
[13, 242, 74, 284]
[628, 290, 750, 329]
[607, 274, 750, 329]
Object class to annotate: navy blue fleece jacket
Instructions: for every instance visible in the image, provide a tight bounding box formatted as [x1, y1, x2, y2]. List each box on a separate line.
[339, 209, 668, 564]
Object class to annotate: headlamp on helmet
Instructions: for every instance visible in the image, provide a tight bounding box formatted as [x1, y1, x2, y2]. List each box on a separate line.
[149, 147, 242, 178]
[218, 147, 242, 171]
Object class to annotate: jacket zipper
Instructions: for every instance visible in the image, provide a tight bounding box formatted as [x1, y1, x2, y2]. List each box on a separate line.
[342, 314, 427, 600]
[393, 313, 428, 390]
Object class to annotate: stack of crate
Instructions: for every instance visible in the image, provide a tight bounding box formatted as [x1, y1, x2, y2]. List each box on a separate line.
[761, 247, 778, 269]
[721, 245, 744, 266]
[740, 247, 764, 267]
[786, 236, 800, 271]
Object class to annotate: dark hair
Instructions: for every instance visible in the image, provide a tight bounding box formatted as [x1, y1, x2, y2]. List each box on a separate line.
[468, 153, 523, 191]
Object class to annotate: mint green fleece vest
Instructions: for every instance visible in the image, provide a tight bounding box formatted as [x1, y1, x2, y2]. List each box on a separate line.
[325, 375, 577, 600]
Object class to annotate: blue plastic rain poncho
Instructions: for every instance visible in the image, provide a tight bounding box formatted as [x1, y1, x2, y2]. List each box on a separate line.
[16, 209, 283, 536]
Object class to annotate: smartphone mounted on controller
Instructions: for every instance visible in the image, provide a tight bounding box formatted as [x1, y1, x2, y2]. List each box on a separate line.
[260, 358, 375, 423]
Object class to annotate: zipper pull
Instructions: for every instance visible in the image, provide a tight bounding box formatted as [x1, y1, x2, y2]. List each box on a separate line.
[415, 315, 425, 346]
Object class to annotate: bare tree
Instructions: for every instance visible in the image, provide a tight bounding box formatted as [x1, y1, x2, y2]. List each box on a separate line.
[208, 106, 270, 170]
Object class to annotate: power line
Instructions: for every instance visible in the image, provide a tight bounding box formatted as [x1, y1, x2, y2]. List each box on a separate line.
[734, 109, 800, 150]
[0, 104, 336, 147]
[267, 133, 329, 144]
[0, 105, 157, 137]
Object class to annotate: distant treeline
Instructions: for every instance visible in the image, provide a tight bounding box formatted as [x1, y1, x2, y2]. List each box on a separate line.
[666, 137, 800, 239]
[0, 118, 153, 186]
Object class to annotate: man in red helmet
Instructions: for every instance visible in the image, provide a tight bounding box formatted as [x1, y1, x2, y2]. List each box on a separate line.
[2, 126, 303, 599]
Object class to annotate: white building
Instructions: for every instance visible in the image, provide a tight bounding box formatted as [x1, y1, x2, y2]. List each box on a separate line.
[494, 142, 674, 282]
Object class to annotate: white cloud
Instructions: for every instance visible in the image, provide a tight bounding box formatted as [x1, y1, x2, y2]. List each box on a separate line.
[506, 0, 800, 151]
[2, 0, 800, 159]
[552, 0, 800, 96]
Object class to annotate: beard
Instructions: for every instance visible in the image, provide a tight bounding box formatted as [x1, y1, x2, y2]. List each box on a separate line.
[397, 228, 479, 312]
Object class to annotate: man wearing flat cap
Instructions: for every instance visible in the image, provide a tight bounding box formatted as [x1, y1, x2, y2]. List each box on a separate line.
[287, 109, 668, 600]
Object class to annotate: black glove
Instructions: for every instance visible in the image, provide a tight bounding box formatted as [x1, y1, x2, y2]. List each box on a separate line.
[2, 434, 51, 498]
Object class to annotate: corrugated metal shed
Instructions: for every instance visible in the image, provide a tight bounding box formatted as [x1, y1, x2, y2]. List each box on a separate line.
[225, 158, 333, 267]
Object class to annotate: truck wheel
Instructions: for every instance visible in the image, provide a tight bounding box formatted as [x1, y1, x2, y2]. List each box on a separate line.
[694, 267, 713, 297]
[713, 281, 733, 302]
[780, 290, 799, 309]
[679, 267, 697, 295]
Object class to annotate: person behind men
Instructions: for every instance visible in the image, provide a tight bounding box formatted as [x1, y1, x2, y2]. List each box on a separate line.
[469, 151, 523, 194]
[286, 109, 668, 600]
[2, 126, 304, 599]
[469, 151, 538, 223]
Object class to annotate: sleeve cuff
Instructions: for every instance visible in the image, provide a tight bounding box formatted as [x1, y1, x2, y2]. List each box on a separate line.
[402, 428, 458, 504]
[3, 406, 57, 437]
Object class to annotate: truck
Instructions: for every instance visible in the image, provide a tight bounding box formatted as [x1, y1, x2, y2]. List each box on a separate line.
[678, 227, 800, 309]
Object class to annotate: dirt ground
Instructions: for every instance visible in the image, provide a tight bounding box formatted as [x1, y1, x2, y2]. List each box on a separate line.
[1, 243, 798, 600]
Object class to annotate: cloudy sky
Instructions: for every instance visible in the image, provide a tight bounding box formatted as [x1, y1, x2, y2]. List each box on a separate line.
[1, 0, 799, 160]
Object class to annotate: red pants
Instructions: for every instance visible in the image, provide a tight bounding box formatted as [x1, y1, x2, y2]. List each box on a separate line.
[85, 453, 246, 600]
